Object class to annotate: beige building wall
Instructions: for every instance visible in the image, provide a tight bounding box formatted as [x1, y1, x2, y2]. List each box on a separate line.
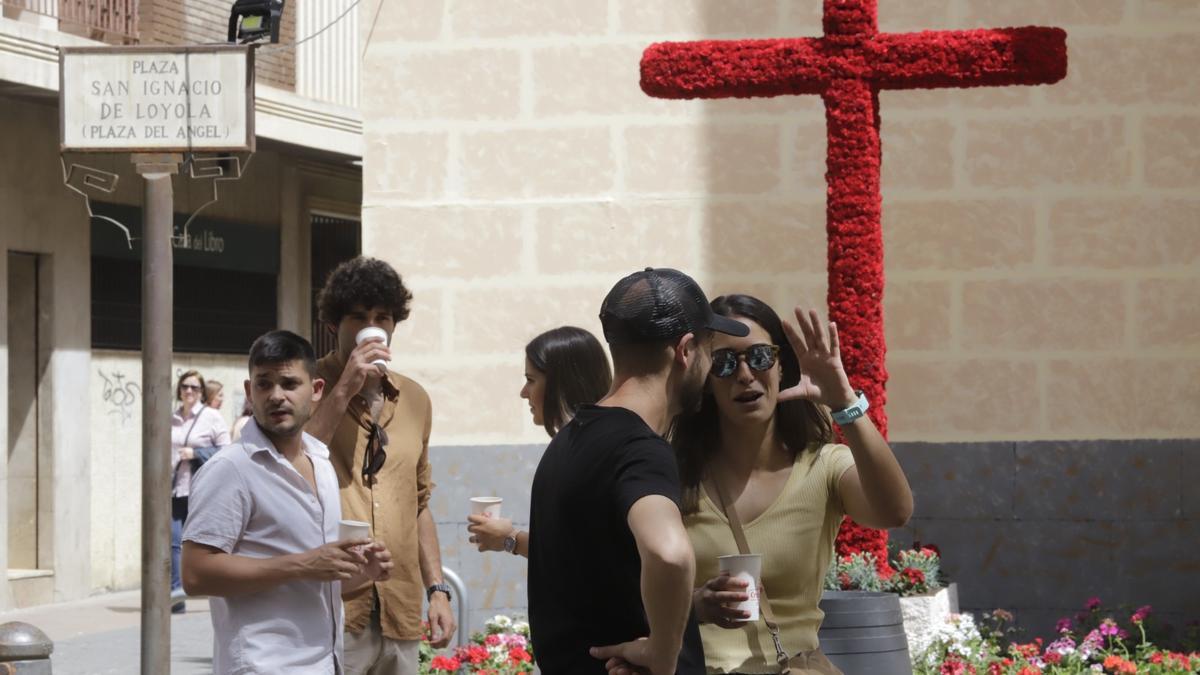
[360, 0, 1200, 448]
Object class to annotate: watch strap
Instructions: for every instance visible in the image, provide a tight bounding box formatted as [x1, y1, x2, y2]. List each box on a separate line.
[830, 390, 868, 426]
[426, 582, 452, 602]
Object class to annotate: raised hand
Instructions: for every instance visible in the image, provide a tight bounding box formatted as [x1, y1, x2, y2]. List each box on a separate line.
[337, 338, 391, 397]
[779, 307, 858, 410]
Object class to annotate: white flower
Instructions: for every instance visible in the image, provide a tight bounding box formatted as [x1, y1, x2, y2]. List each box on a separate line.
[1090, 665, 1103, 672]
[513, 620, 530, 635]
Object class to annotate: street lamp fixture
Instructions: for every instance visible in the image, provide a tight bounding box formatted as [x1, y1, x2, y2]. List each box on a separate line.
[228, 0, 286, 44]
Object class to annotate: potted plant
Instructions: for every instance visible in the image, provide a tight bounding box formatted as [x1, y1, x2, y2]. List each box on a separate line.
[824, 547, 958, 659]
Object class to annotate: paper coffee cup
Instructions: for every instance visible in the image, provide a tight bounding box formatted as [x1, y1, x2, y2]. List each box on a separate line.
[355, 327, 389, 369]
[339, 519, 371, 542]
[718, 554, 762, 622]
[469, 496, 503, 518]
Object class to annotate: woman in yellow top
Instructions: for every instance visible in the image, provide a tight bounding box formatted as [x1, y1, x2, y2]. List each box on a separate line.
[671, 294, 913, 675]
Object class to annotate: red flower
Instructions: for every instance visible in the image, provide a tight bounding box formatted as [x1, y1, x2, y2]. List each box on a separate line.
[838, 572, 852, 590]
[939, 656, 966, 675]
[509, 646, 533, 665]
[429, 655, 461, 672]
[1103, 655, 1136, 674]
[458, 644, 489, 665]
[1017, 667, 1039, 675]
[902, 567, 926, 585]
[484, 633, 503, 647]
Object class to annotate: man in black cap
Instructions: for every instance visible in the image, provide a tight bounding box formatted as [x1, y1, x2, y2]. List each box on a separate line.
[527, 268, 749, 675]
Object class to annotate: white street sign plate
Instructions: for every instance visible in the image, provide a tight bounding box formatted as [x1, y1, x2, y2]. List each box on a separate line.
[60, 46, 255, 153]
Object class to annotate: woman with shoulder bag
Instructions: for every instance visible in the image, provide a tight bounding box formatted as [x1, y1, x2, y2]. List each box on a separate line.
[170, 370, 231, 612]
[670, 295, 913, 675]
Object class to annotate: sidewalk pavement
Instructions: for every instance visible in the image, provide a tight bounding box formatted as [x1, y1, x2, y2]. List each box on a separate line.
[0, 591, 214, 674]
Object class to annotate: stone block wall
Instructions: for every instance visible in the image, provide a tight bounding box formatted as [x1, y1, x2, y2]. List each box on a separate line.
[361, 0, 1200, 449]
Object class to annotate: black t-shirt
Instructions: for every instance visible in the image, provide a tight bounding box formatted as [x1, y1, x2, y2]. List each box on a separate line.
[528, 405, 705, 675]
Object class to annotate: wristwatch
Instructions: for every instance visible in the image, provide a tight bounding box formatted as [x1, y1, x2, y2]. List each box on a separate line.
[426, 583, 452, 602]
[503, 532, 519, 555]
[831, 390, 869, 426]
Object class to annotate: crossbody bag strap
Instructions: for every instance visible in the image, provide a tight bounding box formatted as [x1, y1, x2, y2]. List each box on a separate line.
[710, 476, 792, 674]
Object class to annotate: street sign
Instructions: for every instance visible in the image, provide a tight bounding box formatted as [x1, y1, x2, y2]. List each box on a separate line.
[60, 45, 255, 153]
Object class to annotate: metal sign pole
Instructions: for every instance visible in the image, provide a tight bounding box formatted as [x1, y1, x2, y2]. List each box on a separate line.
[133, 152, 182, 675]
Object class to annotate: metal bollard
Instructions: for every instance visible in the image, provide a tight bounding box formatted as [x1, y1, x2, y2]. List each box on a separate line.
[441, 566, 469, 649]
[0, 622, 53, 674]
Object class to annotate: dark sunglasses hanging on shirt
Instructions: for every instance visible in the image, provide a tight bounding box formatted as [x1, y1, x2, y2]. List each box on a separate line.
[363, 422, 388, 482]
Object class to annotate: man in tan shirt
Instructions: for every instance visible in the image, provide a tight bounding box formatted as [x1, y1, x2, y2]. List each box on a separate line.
[307, 257, 456, 675]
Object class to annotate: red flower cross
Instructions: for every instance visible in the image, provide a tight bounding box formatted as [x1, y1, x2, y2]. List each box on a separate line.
[640, 0, 1068, 559]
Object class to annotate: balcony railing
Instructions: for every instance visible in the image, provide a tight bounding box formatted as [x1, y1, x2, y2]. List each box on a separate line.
[1, 0, 138, 43]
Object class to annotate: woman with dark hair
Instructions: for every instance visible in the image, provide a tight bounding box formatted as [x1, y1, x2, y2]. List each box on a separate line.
[468, 326, 612, 557]
[521, 326, 613, 438]
[170, 369, 231, 612]
[673, 295, 912, 675]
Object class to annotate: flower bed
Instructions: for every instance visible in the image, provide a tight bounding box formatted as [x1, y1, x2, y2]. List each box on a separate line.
[420, 614, 534, 675]
[917, 600, 1200, 674]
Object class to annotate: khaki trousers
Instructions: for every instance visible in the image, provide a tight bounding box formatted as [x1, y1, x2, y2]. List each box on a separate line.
[343, 605, 419, 675]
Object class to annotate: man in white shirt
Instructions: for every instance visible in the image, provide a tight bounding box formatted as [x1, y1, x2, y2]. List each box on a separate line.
[183, 330, 393, 674]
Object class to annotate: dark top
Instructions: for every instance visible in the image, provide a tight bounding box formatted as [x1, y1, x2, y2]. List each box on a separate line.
[528, 405, 705, 675]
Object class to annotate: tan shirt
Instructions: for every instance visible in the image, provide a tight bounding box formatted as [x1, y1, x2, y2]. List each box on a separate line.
[316, 352, 434, 642]
[685, 443, 855, 674]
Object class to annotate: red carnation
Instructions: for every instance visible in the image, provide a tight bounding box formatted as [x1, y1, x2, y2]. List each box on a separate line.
[509, 646, 533, 665]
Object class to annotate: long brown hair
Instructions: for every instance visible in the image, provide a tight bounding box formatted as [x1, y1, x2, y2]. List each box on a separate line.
[670, 294, 833, 515]
[526, 326, 613, 437]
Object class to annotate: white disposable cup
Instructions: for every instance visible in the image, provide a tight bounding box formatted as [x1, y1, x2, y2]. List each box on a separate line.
[338, 519, 371, 544]
[355, 327, 389, 369]
[718, 553, 762, 622]
[469, 496, 503, 519]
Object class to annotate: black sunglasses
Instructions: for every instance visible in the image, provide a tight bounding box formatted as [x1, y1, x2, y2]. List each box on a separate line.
[363, 423, 388, 481]
[711, 344, 781, 378]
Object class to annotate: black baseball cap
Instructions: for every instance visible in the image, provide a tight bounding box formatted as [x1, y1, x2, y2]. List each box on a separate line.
[599, 268, 750, 344]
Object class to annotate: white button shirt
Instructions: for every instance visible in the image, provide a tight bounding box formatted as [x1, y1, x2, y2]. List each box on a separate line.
[183, 418, 344, 674]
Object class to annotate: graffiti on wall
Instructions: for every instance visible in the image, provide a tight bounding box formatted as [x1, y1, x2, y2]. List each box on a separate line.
[98, 369, 140, 424]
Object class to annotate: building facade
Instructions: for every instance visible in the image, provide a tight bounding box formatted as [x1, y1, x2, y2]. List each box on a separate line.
[0, 0, 364, 609]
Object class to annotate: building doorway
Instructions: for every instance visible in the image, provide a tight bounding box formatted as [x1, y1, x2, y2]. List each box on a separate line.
[310, 213, 361, 357]
[7, 251, 50, 572]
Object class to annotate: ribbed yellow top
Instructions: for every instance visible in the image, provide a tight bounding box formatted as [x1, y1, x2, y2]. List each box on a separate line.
[685, 443, 855, 674]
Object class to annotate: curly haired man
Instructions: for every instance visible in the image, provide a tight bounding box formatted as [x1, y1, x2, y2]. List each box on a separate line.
[307, 257, 455, 675]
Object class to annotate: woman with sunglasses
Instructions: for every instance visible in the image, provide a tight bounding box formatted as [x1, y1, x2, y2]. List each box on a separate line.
[670, 295, 912, 675]
[170, 369, 231, 613]
[467, 326, 612, 557]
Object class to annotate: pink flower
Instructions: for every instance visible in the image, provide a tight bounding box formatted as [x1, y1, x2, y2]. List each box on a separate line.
[1085, 597, 1102, 611]
[1131, 605, 1152, 624]
[504, 633, 528, 649]
[1055, 617, 1073, 633]
[1099, 619, 1120, 637]
[484, 633, 502, 647]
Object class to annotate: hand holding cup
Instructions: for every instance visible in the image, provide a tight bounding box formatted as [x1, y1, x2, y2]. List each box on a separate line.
[355, 327, 391, 373]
